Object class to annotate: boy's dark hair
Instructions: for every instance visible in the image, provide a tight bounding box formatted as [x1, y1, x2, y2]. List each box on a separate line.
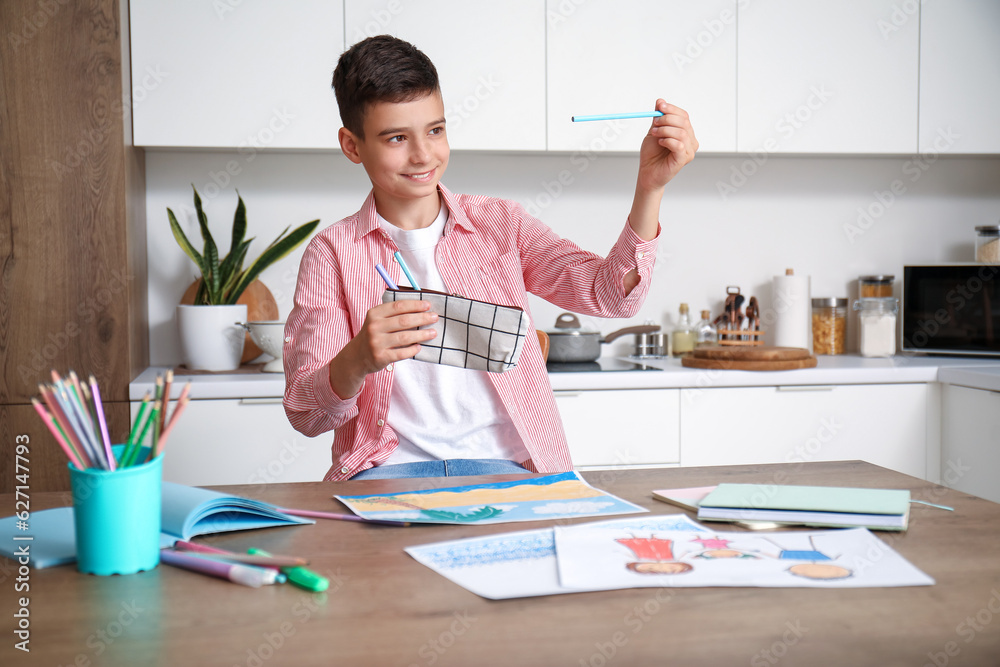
[332, 35, 440, 139]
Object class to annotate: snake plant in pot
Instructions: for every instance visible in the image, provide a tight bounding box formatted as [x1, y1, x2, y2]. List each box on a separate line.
[169, 186, 320, 371]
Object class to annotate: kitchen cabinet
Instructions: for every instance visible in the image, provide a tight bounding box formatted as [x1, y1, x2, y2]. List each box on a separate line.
[680, 384, 931, 478]
[344, 0, 546, 151]
[941, 384, 1000, 503]
[554, 389, 680, 468]
[129, 0, 344, 148]
[737, 0, 918, 154]
[133, 398, 333, 486]
[919, 0, 1000, 154]
[546, 0, 737, 153]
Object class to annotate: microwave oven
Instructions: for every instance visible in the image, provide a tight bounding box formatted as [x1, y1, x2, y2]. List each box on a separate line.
[902, 264, 1000, 356]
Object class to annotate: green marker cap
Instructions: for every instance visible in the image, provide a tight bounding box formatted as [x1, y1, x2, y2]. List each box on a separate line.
[283, 566, 329, 592]
[248, 547, 328, 592]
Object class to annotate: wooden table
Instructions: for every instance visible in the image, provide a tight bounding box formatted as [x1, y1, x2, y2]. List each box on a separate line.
[3, 461, 999, 666]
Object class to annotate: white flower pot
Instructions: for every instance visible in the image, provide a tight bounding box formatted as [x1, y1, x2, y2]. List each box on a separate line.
[176, 304, 247, 371]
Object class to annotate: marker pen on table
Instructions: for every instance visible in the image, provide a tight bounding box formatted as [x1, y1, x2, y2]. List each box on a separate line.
[160, 549, 276, 588]
[172, 540, 287, 583]
[249, 547, 329, 592]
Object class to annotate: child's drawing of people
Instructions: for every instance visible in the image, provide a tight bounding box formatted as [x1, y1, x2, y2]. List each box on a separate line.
[617, 536, 694, 575]
[759, 535, 853, 581]
[688, 535, 759, 560]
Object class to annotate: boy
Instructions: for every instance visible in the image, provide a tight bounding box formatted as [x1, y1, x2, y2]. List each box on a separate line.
[284, 35, 698, 481]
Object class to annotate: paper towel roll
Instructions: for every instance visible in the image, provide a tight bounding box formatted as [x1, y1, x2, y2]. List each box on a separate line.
[772, 269, 811, 349]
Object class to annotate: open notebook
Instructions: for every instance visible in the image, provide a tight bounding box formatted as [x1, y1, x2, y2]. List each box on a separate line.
[0, 482, 313, 568]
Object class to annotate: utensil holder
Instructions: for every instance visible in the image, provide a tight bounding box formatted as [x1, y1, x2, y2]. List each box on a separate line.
[716, 329, 765, 346]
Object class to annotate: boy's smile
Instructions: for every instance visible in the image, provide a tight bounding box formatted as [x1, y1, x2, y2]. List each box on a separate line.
[339, 90, 450, 230]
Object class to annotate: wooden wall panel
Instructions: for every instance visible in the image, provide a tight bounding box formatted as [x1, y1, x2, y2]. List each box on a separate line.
[0, 402, 131, 494]
[0, 0, 147, 492]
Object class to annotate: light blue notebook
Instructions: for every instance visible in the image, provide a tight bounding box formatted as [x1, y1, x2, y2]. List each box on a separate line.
[0, 482, 314, 569]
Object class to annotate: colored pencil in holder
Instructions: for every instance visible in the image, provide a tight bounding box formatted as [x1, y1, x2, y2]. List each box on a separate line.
[159, 369, 174, 436]
[124, 400, 159, 467]
[152, 374, 164, 451]
[155, 384, 189, 459]
[39, 383, 93, 469]
[120, 394, 151, 467]
[31, 397, 85, 469]
[51, 373, 102, 468]
[88, 374, 116, 472]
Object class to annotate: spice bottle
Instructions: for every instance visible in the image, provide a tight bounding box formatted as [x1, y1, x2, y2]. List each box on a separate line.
[671, 303, 696, 357]
[858, 275, 894, 298]
[853, 297, 898, 357]
[975, 225, 1000, 263]
[695, 309, 718, 348]
[811, 298, 847, 355]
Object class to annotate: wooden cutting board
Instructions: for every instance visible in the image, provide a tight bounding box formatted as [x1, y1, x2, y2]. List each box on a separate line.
[682, 346, 817, 370]
[691, 345, 812, 361]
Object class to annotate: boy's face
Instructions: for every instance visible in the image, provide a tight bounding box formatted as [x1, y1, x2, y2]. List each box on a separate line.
[340, 90, 449, 221]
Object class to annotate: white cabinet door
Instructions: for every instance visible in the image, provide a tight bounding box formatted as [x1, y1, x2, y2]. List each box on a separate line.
[344, 1, 546, 151]
[680, 384, 929, 478]
[130, 0, 344, 148]
[737, 1, 918, 153]
[546, 0, 737, 153]
[133, 398, 333, 486]
[942, 384, 1000, 503]
[554, 389, 680, 468]
[919, 0, 1000, 154]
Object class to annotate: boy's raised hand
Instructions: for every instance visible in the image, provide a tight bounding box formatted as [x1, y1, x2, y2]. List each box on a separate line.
[637, 99, 698, 192]
[327, 300, 437, 400]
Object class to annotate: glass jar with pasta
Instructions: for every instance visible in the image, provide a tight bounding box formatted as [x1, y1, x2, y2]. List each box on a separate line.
[811, 298, 847, 355]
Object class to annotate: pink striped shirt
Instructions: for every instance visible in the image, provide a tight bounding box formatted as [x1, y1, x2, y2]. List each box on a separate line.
[283, 184, 659, 481]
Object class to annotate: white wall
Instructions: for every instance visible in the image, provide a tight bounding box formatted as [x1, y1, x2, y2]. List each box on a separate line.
[144, 149, 1000, 365]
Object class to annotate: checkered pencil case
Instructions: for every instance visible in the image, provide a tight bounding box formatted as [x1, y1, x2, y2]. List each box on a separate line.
[382, 288, 530, 373]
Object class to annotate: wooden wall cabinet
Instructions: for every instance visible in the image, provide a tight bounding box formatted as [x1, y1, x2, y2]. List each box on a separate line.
[0, 0, 147, 493]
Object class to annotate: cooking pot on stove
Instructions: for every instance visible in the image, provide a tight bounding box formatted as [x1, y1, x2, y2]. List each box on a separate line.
[546, 313, 660, 363]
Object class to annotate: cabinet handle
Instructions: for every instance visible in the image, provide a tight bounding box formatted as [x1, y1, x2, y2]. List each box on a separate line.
[239, 398, 284, 405]
[553, 391, 582, 398]
[775, 386, 835, 392]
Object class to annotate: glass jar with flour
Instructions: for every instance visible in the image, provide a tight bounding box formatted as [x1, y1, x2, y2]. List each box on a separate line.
[853, 297, 898, 357]
[975, 225, 1000, 263]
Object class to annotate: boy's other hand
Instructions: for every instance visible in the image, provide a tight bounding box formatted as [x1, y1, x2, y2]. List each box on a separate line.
[328, 300, 438, 399]
[637, 99, 698, 192]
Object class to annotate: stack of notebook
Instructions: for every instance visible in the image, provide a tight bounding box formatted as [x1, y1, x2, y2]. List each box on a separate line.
[692, 483, 912, 531]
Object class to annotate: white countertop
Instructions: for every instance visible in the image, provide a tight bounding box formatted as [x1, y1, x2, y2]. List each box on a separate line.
[130, 354, 1000, 400]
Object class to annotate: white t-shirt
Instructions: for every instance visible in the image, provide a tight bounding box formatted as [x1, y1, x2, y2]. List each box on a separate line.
[377, 205, 529, 465]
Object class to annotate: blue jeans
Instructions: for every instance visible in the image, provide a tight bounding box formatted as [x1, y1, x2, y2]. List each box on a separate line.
[349, 459, 530, 480]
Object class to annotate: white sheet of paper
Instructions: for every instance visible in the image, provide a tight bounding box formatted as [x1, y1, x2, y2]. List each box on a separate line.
[404, 514, 707, 599]
[554, 525, 934, 589]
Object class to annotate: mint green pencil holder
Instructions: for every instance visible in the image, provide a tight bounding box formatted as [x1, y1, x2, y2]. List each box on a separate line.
[69, 445, 162, 576]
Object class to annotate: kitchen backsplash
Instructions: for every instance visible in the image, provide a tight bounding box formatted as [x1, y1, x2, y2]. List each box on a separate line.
[144, 150, 1000, 365]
